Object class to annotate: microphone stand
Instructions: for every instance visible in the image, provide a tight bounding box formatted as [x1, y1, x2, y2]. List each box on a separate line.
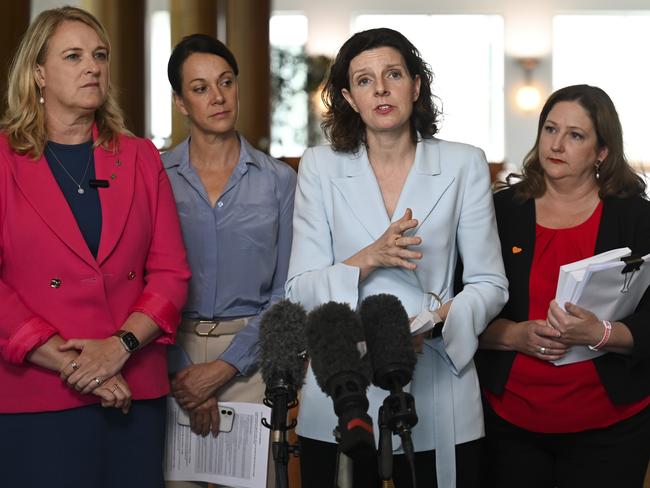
[262, 378, 300, 488]
[377, 377, 418, 488]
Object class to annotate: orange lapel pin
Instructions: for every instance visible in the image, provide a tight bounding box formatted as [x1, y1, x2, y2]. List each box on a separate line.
[512, 246, 523, 254]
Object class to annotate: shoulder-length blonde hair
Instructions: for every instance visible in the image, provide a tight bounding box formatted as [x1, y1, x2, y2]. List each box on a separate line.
[1, 6, 130, 158]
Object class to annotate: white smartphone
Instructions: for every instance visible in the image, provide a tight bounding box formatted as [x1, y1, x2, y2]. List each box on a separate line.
[177, 405, 236, 433]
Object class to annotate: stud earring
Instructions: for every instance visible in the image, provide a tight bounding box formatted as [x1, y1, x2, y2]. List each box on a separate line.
[594, 160, 602, 180]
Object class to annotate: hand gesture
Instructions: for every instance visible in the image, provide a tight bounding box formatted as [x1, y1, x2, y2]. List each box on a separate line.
[92, 373, 132, 414]
[547, 300, 604, 347]
[510, 319, 568, 361]
[171, 360, 237, 411]
[346, 208, 422, 281]
[59, 337, 130, 394]
[189, 396, 220, 437]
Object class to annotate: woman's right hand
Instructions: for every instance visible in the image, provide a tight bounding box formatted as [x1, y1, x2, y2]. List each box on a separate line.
[510, 319, 568, 361]
[345, 208, 423, 281]
[92, 373, 132, 414]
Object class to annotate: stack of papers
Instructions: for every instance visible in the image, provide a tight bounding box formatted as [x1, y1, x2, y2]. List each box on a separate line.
[553, 247, 650, 365]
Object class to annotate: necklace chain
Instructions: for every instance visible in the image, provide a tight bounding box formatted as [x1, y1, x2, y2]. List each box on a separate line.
[46, 143, 93, 195]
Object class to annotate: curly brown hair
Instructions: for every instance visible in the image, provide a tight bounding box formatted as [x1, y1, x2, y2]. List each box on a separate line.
[504, 84, 645, 201]
[321, 27, 440, 153]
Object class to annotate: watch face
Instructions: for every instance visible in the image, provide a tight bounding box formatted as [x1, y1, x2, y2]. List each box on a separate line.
[121, 332, 139, 351]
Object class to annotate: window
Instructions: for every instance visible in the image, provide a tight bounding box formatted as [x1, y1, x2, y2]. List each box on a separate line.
[270, 13, 309, 158]
[354, 15, 505, 162]
[553, 14, 650, 167]
[147, 6, 172, 149]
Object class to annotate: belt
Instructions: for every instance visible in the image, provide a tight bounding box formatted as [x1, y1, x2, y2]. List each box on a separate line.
[178, 318, 247, 337]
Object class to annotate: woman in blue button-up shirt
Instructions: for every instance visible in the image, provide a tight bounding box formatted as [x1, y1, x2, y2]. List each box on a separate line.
[161, 34, 296, 488]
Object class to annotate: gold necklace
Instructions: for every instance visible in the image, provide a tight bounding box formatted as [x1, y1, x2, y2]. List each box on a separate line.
[46, 143, 93, 195]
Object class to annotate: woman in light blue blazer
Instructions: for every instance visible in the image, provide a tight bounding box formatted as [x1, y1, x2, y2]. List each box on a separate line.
[286, 28, 508, 487]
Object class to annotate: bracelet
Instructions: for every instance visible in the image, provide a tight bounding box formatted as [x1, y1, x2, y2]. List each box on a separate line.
[588, 320, 612, 351]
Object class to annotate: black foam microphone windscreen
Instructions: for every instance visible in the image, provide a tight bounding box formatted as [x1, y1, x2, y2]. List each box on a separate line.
[306, 301, 375, 458]
[306, 301, 372, 396]
[259, 299, 308, 390]
[359, 293, 416, 390]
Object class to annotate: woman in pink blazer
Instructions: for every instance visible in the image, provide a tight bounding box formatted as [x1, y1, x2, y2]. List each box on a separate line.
[0, 7, 190, 488]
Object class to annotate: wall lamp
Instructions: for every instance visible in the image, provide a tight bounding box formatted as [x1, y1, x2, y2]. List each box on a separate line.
[515, 58, 542, 112]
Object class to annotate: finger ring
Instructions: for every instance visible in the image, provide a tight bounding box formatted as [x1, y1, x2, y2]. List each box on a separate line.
[94, 377, 104, 385]
[539, 347, 546, 354]
[70, 360, 79, 371]
[111, 384, 119, 393]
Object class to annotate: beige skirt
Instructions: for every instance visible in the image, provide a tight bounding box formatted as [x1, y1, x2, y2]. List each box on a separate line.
[166, 318, 273, 488]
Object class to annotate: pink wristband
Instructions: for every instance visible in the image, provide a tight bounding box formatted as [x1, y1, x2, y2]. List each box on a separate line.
[588, 320, 612, 351]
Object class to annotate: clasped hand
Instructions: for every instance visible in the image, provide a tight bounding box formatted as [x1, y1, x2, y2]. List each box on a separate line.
[547, 300, 603, 347]
[59, 336, 130, 394]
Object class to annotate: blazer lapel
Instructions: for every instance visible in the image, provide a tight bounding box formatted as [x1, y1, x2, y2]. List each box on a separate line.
[12, 150, 98, 269]
[330, 149, 391, 241]
[393, 139, 454, 230]
[95, 135, 135, 265]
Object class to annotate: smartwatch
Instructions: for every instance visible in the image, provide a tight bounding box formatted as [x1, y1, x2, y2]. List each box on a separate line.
[113, 330, 140, 353]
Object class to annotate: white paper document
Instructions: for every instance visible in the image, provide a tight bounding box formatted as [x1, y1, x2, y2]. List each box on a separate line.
[553, 248, 650, 366]
[164, 397, 270, 487]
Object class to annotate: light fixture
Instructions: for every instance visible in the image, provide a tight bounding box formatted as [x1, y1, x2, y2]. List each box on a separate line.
[515, 58, 542, 112]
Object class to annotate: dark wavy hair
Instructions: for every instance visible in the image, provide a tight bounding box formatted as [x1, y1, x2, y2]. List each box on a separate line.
[321, 27, 440, 153]
[167, 33, 238, 94]
[506, 84, 646, 200]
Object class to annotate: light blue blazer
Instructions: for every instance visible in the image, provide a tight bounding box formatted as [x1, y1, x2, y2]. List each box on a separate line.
[286, 137, 508, 486]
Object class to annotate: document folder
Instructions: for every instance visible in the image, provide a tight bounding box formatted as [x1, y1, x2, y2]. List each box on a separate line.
[553, 248, 650, 366]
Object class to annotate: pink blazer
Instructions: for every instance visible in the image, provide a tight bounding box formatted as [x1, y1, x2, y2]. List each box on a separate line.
[0, 129, 190, 413]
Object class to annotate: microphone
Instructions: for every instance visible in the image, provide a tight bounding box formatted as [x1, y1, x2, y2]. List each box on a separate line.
[306, 301, 375, 461]
[259, 299, 308, 488]
[360, 294, 418, 484]
[89, 179, 110, 188]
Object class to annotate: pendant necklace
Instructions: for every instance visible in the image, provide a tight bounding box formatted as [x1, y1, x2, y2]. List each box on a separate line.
[46, 142, 93, 195]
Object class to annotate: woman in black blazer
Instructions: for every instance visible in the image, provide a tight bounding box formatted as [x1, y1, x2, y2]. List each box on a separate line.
[477, 85, 650, 488]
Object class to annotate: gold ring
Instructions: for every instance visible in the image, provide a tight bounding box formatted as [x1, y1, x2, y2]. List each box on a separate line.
[70, 360, 79, 371]
[94, 377, 103, 385]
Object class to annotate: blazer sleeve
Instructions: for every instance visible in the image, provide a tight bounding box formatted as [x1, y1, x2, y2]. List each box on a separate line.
[438, 148, 509, 374]
[128, 139, 190, 343]
[615, 198, 650, 363]
[285, 148, 361, 310]
[0, 147, 59, 364]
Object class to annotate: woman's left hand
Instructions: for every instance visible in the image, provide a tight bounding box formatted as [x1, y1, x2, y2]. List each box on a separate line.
[547, 300, 604, 346]
[171, 360, 237, 410]
[59, 337, 130, 394]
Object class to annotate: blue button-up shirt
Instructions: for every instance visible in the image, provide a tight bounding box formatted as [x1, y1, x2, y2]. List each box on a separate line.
[162, 135, 296, 375]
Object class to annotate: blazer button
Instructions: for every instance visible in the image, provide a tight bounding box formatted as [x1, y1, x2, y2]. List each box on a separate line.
[50, 278, 61, 288]
[127, 271, 136, 280]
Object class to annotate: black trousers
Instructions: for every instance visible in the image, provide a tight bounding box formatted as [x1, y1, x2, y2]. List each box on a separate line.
[483, 401, 650, 488]
[298, 435, 483, 488]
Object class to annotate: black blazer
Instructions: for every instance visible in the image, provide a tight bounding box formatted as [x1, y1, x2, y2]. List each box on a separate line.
[476, 185, 650, 404]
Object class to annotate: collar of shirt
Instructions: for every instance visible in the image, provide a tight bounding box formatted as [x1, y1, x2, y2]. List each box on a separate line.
[163, 133, 262, 205]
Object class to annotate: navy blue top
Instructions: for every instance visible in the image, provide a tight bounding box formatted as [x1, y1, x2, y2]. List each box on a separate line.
[45, 140, 102, 257]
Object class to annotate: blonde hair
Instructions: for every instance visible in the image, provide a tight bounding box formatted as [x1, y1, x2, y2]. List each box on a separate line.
[1, 6, 130, 158]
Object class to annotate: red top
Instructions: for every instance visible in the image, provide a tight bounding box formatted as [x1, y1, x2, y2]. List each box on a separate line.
[486, 202, 650, 432]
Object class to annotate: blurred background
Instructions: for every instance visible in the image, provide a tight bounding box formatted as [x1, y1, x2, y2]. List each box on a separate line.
[1, 0, 647, 182]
